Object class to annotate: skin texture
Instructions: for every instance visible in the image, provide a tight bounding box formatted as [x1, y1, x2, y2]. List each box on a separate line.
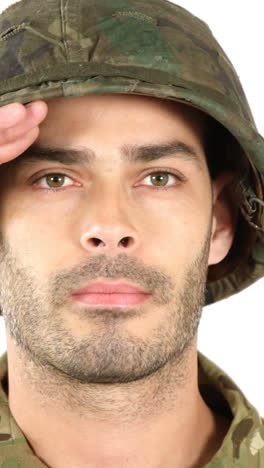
[0, 94, 235, 467]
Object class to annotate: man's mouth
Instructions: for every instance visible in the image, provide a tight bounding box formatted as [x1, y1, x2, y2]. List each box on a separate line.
[70, 280, 152, 308]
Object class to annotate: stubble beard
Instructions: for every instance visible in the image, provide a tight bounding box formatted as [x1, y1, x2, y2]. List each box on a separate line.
[0, 227, 211, 384]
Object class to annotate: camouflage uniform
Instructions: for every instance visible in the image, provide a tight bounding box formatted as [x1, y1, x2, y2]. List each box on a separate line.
[0, 0, 263, 466]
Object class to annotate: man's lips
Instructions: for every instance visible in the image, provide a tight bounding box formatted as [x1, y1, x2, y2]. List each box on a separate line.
[70, 281, 152, 307]
[71, 281, 150, 295]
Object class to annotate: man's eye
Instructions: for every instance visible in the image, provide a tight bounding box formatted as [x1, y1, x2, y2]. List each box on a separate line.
[32, 173, 75, 190]
[142, 171, 184, 190]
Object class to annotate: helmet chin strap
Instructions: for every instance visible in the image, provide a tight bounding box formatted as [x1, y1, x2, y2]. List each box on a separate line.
[239, 179, 264, 233]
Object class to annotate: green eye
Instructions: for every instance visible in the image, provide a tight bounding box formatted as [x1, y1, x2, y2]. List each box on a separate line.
[31, 171, 82, 194]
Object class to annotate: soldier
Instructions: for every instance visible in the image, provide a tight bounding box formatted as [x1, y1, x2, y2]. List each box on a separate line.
[0, 0, 263, 467]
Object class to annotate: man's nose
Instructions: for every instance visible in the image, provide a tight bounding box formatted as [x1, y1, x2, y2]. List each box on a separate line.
[80, 230, 137, 254]
[79, 192, 141, 256]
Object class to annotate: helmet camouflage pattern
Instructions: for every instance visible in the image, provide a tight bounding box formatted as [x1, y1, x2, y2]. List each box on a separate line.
[0, 0, 263, 306]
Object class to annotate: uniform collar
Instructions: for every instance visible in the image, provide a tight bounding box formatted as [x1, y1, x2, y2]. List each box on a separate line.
[198, 351, 264, 466]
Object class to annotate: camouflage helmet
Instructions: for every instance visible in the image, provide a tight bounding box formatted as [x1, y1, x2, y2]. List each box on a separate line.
[0, 0, 263, 307]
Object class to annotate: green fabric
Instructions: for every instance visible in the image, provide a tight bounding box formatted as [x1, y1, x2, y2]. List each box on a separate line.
[0, 0, 263, 305]
[0, 350, 263, 466]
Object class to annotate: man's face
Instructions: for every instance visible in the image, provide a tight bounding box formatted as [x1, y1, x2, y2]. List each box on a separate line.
[0, 94, 218, 384]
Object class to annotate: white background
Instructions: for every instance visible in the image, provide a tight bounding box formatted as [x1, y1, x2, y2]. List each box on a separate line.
[0, 0, 263, 416]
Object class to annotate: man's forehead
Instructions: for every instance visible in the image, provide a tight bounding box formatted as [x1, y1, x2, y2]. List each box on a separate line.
[41, 94, 207, 152]
[44, 93, 207, 120]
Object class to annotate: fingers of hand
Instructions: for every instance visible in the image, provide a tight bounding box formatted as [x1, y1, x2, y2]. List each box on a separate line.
[0, 101, 48, 145]
[0, 101, 48, 163]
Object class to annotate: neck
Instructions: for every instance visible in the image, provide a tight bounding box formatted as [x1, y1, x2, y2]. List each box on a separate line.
[7, 337, 229, 468]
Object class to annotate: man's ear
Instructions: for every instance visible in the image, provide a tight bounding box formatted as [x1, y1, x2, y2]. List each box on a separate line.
[208, 171, 239, 266]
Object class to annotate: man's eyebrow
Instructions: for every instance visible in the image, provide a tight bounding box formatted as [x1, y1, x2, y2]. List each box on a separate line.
[12, 140, 202, 170]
